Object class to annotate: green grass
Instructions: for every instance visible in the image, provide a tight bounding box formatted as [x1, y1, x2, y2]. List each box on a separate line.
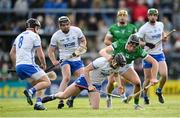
[0, 95, 180, 117]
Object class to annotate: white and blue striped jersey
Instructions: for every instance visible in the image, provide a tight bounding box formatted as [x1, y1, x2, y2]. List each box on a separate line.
[50, 26, 85, 61]
[137, 22, 164, 54]
[13, 30, 41, 66]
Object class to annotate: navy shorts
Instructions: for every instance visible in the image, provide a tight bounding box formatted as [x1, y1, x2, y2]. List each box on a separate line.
[143, 53, 166, 68]
[16, 64, 43, 80]
[61, 60, 84, 74]
[75, 75, 102, 91]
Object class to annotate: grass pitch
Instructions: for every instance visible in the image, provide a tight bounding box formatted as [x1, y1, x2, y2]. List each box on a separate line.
[0, 95, 180, 117]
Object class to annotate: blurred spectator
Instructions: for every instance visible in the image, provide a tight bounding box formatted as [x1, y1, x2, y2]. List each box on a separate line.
[0, 63, 8, 81]
[68, 0, 77, 8]
[77, 0, 92, 8]
[14, 0, 29, 17]
[174, 35, 180, 52]
[0, 0, 12, 10]
[131, 0, 148, 22]
[162, 16, 173, 32]
[134, 16, 145, 30]
[102, 0, 116, 26]
[44, 15, 56, 34]
[29, 0, 44, 8]
[96, 20, 108, 51]
[43, 0, 55, 9]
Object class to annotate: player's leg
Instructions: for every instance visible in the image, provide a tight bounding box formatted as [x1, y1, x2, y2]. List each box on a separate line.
[33, 90, 46, 110]
[16, 65, 51, 107]
[42, 83, 82, 103]
[106, 74, 115, 108]
[66, 60, 85, 108]
[58, 63, 71, 109]
[117, 77, 128, 103]
[156, 61, 168, 103]
[143, 68, 151, 104]
[27, 75, 51, 110]
[122, 68, 142, 110]
[88, 91, 100, 109]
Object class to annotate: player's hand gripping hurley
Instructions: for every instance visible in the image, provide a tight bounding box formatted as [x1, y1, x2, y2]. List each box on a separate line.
[146, 29, 176, 50]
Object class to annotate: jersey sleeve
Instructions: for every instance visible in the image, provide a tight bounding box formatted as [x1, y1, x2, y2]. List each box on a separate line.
[92, 57, 106, 69]
[137, 26, 145, 40]
[33, 34, 41, 48]
[50, 33, 57, 48]
[139, 47, 148, 59]
[76, 27, 85, 39]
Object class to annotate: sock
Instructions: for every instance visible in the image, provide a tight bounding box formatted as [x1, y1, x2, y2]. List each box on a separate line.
[36, 97, 42, 105]
[134, 98, 139, 105]
[36, 97, 42, 103]
[69, 96, 76, 100]
[28, 87, 36, 95]
[144, 94, 148, 98]
[157, 88, 162, 93]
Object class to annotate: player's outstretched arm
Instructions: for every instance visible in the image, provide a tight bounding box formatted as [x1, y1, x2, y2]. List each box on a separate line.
[84, 63, 96, 91]
[99, 46, 113, 61]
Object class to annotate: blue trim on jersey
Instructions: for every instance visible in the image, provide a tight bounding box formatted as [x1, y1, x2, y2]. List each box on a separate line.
[34, 45, 40, 48]
[61, 60, 84, 74]
[143, 53, 166, 68]
[75, 75, 88, 90]
[50, 44, 56, 47]
[16, 64, 40, 80]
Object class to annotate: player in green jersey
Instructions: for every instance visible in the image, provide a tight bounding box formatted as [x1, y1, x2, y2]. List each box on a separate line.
[100, 34, 159, 110]
[103, 9, 137, 107]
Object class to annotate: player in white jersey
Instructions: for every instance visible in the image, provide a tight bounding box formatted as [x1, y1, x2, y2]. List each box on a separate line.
[137, 8, 168, 104]
[41, 53, 126, 109]
[9, 18, 51, 110]
[48, 16, 87, 109]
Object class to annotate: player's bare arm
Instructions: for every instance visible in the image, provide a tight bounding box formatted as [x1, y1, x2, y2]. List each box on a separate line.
[84, 64, 96, 91]
[36, 47, 47, 70]
[48, 46, 59, 65]
[99, 46, 113, 61]
[9, 46, 16, 67]
[104, 35, 113, 46]
[80, 36, 87, 47]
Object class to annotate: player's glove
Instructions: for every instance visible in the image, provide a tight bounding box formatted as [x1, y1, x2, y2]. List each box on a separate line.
[145, 42, 155, 49]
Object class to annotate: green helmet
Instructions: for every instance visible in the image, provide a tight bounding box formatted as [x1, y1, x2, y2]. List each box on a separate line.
[147, 8, 158, 15]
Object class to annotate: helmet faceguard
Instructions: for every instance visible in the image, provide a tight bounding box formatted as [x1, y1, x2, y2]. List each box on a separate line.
[127, 34, 140, 46]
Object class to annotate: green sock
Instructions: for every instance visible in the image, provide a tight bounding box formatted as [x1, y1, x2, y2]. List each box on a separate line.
[134, 98, 139, 105]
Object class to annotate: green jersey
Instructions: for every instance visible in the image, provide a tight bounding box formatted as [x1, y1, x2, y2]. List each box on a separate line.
[107, 23, 137, 43]
[112, 42, 148, 64]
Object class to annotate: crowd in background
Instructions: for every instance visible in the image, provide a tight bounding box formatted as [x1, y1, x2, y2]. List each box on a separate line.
[0, 0, 180, 81]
